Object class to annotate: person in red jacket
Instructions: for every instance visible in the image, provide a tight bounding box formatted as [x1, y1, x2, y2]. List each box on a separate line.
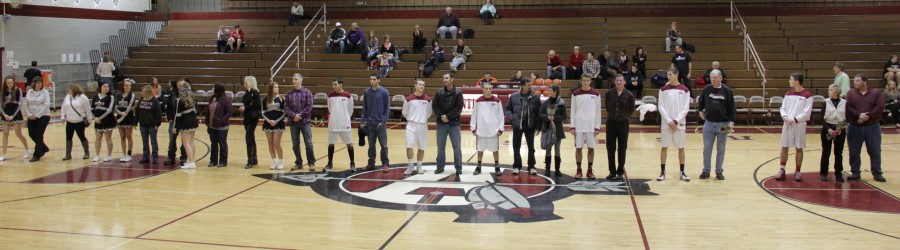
[569, 46, 585, 80]
[474, 71, 498, 87]
[227, 25, 246, 52]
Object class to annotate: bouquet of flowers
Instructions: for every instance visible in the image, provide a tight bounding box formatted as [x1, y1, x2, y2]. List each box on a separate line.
[826, 121, 847, 141]
[720, 122, 735, 134]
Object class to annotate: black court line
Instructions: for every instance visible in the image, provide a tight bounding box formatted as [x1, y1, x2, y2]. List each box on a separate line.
[624, 171, 650, 250]
[378, 152, 478, 250]
[0, 138, 210, 204]
[753, 146, 900, 240]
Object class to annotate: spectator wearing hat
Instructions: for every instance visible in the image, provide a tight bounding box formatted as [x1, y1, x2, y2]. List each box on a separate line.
[327, 22, 347, 54]
[475, 72, 498, 87]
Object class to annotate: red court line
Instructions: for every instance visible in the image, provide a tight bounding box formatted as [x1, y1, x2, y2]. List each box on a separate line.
[624, 172, 650, 250]
[0, 226, 295, 250]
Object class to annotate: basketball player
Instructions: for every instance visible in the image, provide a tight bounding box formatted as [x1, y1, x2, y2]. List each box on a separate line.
[658, 67, 691, 182]
[470, 83, 505, 176]
[402, 80, 432, 175]
[775, 73, 813, 181]
[325, 78, 355, 173]
[570, 74, 602, 179]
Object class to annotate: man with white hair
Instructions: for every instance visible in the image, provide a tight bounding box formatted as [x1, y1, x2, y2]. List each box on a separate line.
[547, 50, 566, 80]
[436, 7, 461, 39]
[704, 61, 729, 86]
[698, 69, 735, 180]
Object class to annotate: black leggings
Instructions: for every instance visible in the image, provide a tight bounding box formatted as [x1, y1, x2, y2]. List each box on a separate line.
[65, 122, 88, 142]
[27, 116, 50, 158]
[244, 119, 258, 160]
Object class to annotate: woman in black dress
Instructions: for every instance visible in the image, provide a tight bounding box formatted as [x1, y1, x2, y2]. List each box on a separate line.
[92, 82, 116, 162]
[173, 82, 199, 169]
[263, 83, 286, 170]
[240, 76, 263, 169]
[116, 79, 138, 162]
[0, 75, 29, 161]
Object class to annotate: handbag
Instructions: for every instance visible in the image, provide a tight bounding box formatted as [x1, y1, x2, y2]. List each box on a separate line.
[540, 122, 556, 150]
[69, 97, 90, 125]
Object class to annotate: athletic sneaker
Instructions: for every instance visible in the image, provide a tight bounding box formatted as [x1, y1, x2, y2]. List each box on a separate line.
[774, 169, 786, 181]
[382, 165, 389, 173]
[680, 171, 691, 182]
[0, 155, 6, 161]
[512, 168, 520, 175]
[103, 156, 113, 162]
[324, 164, 334, 173]
[308, 164, 316, 172]
[276, 160, 285, 170]
[270, 160, 277, 170]
[23, 149, 31, 159]
[473, 167, 482, 175]
[349, 163, 357, 173]
[528, 168, 537, 175]
[119, 155, 129, 162]
[494, 167, 501, 176]
[416, 165, 423, 174]
[586, 169, 595, 179]
[794, 172, 802, 182]
[403, 165, 414, 175]
[92, 156, 100, 162]
[656, 172, 665, 181]
[574, 168, 583, 178]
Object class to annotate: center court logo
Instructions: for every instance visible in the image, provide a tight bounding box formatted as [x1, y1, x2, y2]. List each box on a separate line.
[255, 164, 658, 223]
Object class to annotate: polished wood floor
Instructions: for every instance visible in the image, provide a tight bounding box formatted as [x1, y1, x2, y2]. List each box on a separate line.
[0, 118, 897, 249]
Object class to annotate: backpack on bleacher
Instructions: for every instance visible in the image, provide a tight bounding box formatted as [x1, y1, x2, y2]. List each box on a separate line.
[651, 72, 668, 88]
[463, 28, 475, 39]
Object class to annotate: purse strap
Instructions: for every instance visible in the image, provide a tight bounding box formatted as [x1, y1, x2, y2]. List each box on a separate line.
[70, 96, 85, 119]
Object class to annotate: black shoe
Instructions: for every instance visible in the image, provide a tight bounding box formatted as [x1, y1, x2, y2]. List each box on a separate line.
[835, 174, 844, 182]
[163, 159, 175, 165]
[291, 165, 303, 171]
[554, 170, 562, 177]
[820, 175, 828, 181]
[847, 173, 861, 180]
[873, 175, 886, 182]
[434, 168, 445, 174]
[544, 167, 551, 175]
[615, 174, 624, 180]
[494, 167, 501, 176]
[473, 167, 482, 175]
[455, 170, 462, 175]
[208, 163, 217, 167]
[716, 173, 725, 180]
[244, 163, 254, 169]
[605, 174, 616, 180]
[699, 172, 710, 179]
[139, 159, 150, 164]
[218, 163, 227, 168]
[324, 164, 333, 173]
[29, 157, 40, 162]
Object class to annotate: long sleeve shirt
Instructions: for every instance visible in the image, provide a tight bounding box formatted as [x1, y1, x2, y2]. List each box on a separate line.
[433, 86, 464, 125]
[569, 53, 585, 69]
[698, 85, 736, 122]
[136, 97, 162, 127]
[242, 89, 262, 120]
[667, 28, 681, 39]
[846, 88, 885, 126]
[470, 95, 505, 137]
[480, 4, 496, 15]
[327, 91, 354, 132]
[582, 59, 602, 78]
[822, 98, 846, 127]
[403, 94, 433, 124]
[60, 94, 93, 123]
[96, 62, 115, 78]
[438, 13, 461, 28]
[658, 83, 691, 128]
[284, 87, 314, 125]
[570, 88, 602, 132]
[605, 89, 635, 122]
[291, 4, 304, 15]
[834, 71, 850, 98]
[780, 89, 813, 124]
[361, 86, 390, 125]
[329, 28, 347, 41]
[23, 89, 51, 118]
[547, 55, 562, 67]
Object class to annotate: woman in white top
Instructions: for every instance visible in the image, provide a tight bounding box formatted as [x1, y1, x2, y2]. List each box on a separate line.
[96, 55, 116, 85]
[60, 84, 93, 161]
[820, 84, 846, 182]
[23, 77, 51, 162]
[0, 75, 30, 161]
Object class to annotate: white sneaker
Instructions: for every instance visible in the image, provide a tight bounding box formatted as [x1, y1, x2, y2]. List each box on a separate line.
[404, 165, 414, 175]
[416, 165, 423, 174]
[680, 171, 691, 182]
[657, 172, 666, 181]
[270, 159, 277, 170]
[119, 155, 129, 162]
[277, 159, 285, 170]
[104, 156, 113, 162]
[0, 155, 5, 161]
[23, 150, 31, 159]
[92, 156, 100, 162]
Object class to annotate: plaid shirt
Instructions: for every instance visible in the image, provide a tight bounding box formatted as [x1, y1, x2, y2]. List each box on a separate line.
[582, 59, 602, 77]
[284, 87, 313, 125]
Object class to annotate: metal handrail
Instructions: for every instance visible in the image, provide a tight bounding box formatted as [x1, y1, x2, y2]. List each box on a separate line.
[270, 3, 326, 81]
[730, 1, 768, 97]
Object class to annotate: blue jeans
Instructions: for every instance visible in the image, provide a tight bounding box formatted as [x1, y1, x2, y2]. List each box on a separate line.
[366, 123, 389, 166]
[327, 40, 345, 54]
[702, 121, 728, 174]
[140, 126, 159, 161]
[290, 122, 316, 166]
[848, 123, 882, 175]
[436, 123, 462, 170]
[547, 66, 566, 80]
[208, 128, 228, 165]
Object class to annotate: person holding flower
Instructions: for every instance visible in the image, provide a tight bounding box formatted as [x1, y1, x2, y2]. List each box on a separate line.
[697, 69, 735, 180]
[820, 84, 846, 182]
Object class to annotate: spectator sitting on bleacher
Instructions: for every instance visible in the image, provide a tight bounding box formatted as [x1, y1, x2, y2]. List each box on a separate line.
[428, 40, 445, 66]
[582, 52, 603, 89]
[379, 36, 401, 63]
[227, 25, 245, 53]
[547, 50, 565, 80]
[475, 72, 498, 87]
[568, 46, 584, 80]
[216, 25, 230, 53]
[670, 45, 693, 87]
[510, 70, 524, 83]
[479, 0, 498, 25]
[363, 30, 379, 63]
[704, 61, 728, 87]
[437, 7, 461, 39]
[601, 51, 618, 80]
[450, 39, 472, 72]
[347, 22, 365, 54]
[633, 47, 647, 78]
[884, 54, 899, 83]
[327, 22, 347, 54]
[413, 25, 427, 54]
[289, 1, 304, 26]
[614, 50, 629, 74]
[884, 80, 900, 128]
[626, 65, 645, 98]
[833, 62, 850, 97]
[665, 22, 682, 53]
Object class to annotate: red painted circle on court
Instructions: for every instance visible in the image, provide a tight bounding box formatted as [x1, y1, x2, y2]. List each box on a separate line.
[763, 172, 900, 214]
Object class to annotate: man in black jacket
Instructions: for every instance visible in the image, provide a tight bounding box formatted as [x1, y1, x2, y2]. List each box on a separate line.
[504, 78, 541, 175]
[161, 79, 186, 165]
[433, 73, 464, 175]
[605, 75, 635, 180]
[698, 70, 736, 180]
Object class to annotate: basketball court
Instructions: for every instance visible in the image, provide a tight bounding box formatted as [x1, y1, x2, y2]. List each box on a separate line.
[0, 121, 896, 249]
